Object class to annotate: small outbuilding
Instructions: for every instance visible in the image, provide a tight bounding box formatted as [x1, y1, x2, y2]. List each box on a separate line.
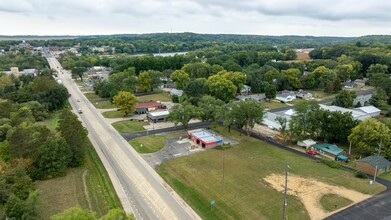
[356, 156, 391, 176]
[170, 89, 183, 97]
[297, 139, 316, 149]
[147, 110, 169, 123]
[187, 128, 223, 149]
[354, 106, 381, 117]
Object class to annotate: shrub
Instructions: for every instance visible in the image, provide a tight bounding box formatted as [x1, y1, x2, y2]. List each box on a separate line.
[171, 94, 179, 103]
[355, 171, 368, 179]
[319, 159, 341, 169]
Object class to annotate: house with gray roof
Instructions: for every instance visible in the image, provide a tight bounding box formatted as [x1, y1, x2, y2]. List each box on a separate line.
[356, 156, 391, 176]
[276, 91, 296, 103]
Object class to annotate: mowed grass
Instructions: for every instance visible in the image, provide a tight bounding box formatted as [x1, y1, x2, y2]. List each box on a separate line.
[129, 131, 184, 153]
[85, 93, 102, 100]
[309, 90, 336, 100]
[380, 172, 391, 181]
[112, 120, 147, 133]
[262, 101, 288, 109]
[137, 93, 171, 102]
[102, 110, 125, 118]
[93, 100, 115, 109]
[157, 126, 385, 220]
[320, 194, 353, 212]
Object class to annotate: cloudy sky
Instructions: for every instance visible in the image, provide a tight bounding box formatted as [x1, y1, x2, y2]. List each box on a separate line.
[1, 0, 391, 36]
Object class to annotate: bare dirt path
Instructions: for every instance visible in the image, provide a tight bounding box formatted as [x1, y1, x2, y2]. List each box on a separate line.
[82, 170, 92, 210]
[264, 174, 370, 220]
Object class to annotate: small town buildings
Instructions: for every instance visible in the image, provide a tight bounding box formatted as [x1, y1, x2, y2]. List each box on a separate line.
[354, 106, 381, 117]
[319, 104, 373, 121]
[170, 89, 183, 97]
[262, 112, 286, 130]
[135, 101, 166, 114]
[356, 156, 391, 176]
[187, 128, 223, 149]
[236, 93, 266, 101]
[276, 91, 296, 103]
[296, 90, 313, 100]
[353, 94, 372, 107]
[313, 143, 344, 158]
[354, 79, 367, 87]
[146, 110, 169, 122]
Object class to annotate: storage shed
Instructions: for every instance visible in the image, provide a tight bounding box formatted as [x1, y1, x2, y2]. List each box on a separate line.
[356, 156, 391, 176]
[187, 128, 223, 149]
[147, 110, 169, 122]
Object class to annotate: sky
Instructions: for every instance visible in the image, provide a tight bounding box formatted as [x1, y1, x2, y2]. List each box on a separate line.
[1, 0, 391, 37]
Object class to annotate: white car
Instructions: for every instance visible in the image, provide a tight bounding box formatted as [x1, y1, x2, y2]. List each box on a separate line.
[78, 109, 83, 114]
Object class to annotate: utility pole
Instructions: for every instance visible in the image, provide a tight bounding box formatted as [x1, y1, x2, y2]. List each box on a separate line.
[282, 162, 288, 220]
[373, 141, 383, 183]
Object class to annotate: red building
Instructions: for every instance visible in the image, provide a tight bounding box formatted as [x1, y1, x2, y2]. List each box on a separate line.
[187, 129, 223, 149]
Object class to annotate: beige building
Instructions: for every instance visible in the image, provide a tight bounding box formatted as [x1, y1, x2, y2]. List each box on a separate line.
[10, 67, 19, 76]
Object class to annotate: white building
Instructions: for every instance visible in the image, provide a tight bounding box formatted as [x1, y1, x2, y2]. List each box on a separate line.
[276, 91, 296, 103]
[354, 106, 381, 117]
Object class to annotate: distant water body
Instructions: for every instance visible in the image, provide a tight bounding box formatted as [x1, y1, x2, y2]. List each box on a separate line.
[130, 51, 188, 57]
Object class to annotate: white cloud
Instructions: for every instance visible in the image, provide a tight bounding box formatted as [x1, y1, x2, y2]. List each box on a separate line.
[0, 0, 391, 36]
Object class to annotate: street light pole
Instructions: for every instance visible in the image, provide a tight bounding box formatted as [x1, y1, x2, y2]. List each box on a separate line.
[373, 141, 383, 183]
[282, 162, 288, 220]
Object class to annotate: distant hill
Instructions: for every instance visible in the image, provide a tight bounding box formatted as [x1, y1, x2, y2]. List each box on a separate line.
[355, 35, 391, 44]
[0, 35, 77, 41]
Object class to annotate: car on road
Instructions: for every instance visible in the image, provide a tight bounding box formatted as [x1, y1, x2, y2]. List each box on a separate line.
[78, 108, 83, 114]
[306, 150, 317, 155]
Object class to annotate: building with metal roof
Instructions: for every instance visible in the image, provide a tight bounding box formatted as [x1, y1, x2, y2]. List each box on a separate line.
[147, 110, 169, 122]
[313, 143, 344, 157]
[356, 156, 391, 176]
[187, 128, 223, 149]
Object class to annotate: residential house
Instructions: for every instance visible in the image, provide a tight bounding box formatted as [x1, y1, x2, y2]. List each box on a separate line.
[170, 89, 183, 97]
[296, 90, 313, 100]
[240, 85, 251, 94]
[353, 94, 372, 107]
[356, 156, 391, 176]
[343, 81, 357, 89]
[313, 143, 344, 158]
[276, 91, 296, 103]
[354, 79, 367, 87]
[236, 93, 266, 101]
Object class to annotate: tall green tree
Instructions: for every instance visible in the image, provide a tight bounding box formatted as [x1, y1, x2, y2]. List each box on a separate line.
[112, 91, 137, 116]
[137, 71, 152, 92]
[58, 109, 88, 167]
[198, 95, 224, 123]
[184, 78, 209, 98]
[170, 70, 190, 90]
[166, 103, 200, 129]
[32, 138, 72, 180]
[208, 75, 237, 102]
[289, 100, 321, 140]
[348, 118, 391, 157]
[369, 88, 388, 108]
[318, 110, 358, 143]
[334, 90, 357, 108]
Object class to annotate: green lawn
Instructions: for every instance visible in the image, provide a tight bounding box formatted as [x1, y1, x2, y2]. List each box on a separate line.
[137, 93, 171, 102]
[262, 101, 288, 109]
[320, 194, 353, 212]
[309, 90, 336, 100]
[85, 93, 102, 100]
[93, 100, 116, 109]
[157, 126, 385, 220]
[112, 120, 147, 133]
[379, 172, 391, 181]
[129, 131, 185, 153]
[102, 110, 125, 118]
[35, 111, 60, 132]
[35, 138, 121, 219]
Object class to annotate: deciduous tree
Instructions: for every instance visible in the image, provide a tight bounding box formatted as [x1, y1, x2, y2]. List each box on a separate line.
[112, 91, 137, 116]
[334, 90, 357, 108]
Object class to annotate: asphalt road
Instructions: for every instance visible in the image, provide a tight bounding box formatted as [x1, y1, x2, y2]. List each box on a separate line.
[45, 50, 200, 220]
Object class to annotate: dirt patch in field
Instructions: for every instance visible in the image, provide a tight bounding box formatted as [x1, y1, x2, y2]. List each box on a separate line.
[264, 174, 370, 220]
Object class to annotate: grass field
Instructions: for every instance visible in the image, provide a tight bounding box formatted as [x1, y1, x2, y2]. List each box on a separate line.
[262, 101, 288, 109]
[35, 111, 60, 132]
[320, 194, 353, 212]
[157, 126, 385, 220]
[93, 100, 116, 109]
[380, 172, 391, 181]
[102, 110, 125, 118]
[137, 93, 171, 102]
[35, 112, 122, 219]
[129, 131, 184, 153]
[85, 93, 102, 100]
[309, 90, 336, 100]
[112, 120, 147, 133]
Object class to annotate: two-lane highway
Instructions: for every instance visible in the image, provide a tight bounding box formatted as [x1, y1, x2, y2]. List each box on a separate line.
[45, 52, 200, 220]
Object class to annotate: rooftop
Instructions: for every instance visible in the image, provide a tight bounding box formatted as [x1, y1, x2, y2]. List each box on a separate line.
[358, 155, 391, 168]
[136, 101, 162, 109]
[354, 106, 381, 114]
[313, 143, 344, 156]
[187, 128, 222, 144]
[148, 110, 169, 117]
